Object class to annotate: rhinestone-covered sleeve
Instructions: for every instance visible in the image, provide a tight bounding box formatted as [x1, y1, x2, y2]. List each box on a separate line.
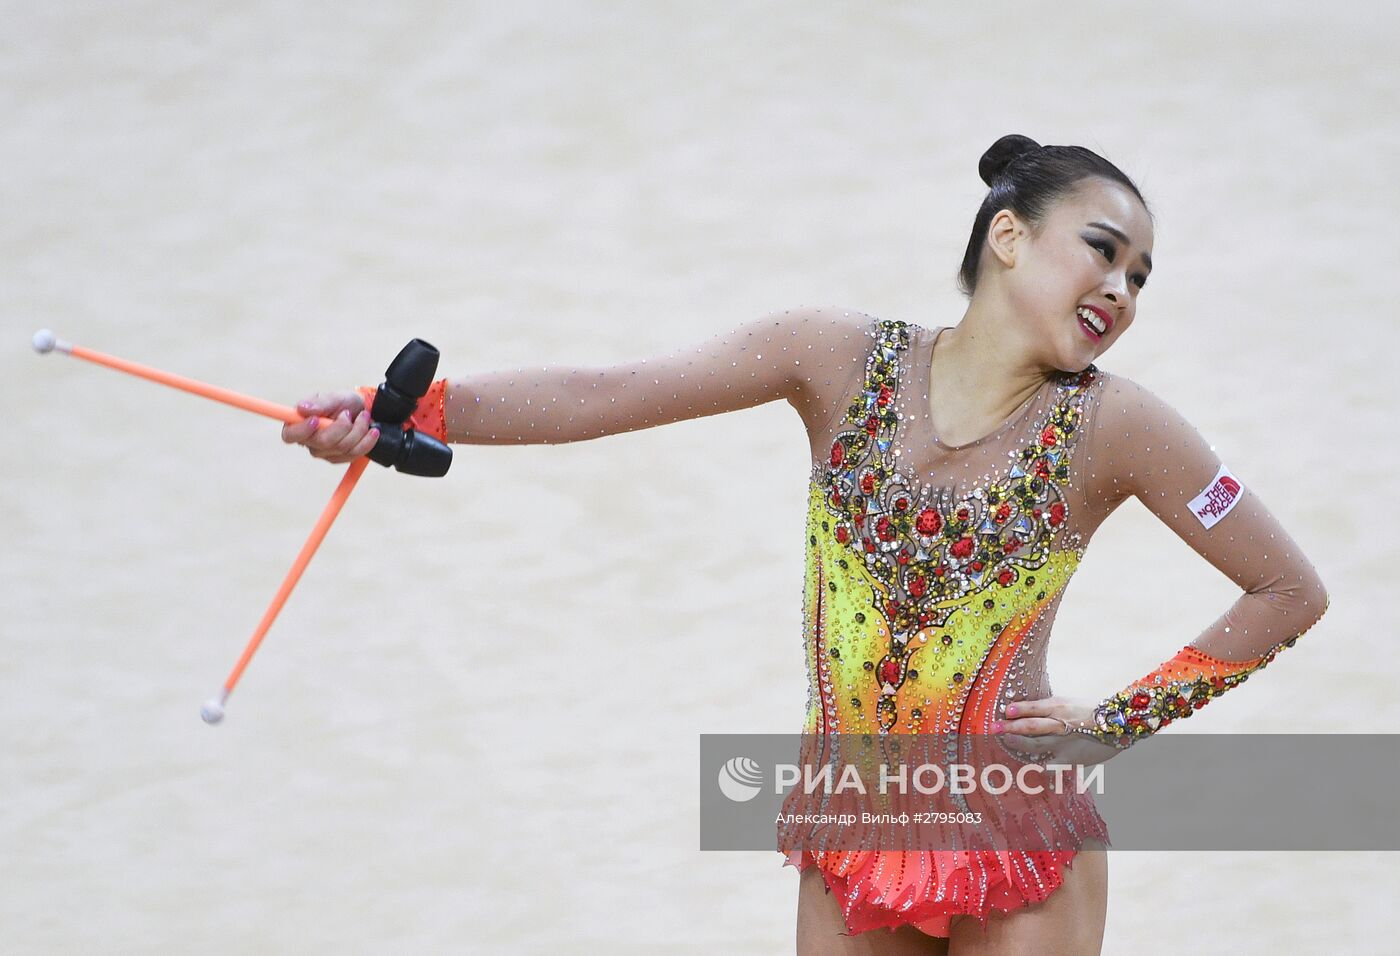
[439, 307, 875, 445]
[1078, 372, 1329, 747]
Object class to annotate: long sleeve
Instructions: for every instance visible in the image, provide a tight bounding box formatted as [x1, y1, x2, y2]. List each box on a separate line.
[439, 307, 874, 445]
[1077, 372, 1330, 747]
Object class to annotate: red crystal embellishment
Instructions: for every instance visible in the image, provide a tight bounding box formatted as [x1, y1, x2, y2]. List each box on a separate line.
[878, 658, 901, 684]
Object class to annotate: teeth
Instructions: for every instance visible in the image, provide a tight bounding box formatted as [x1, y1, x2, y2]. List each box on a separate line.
[1077, 307, 1107, 335]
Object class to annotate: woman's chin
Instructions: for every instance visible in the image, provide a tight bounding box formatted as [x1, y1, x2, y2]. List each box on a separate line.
[1069, 326, 1112, 368]
[1050, 337, 1100, 373]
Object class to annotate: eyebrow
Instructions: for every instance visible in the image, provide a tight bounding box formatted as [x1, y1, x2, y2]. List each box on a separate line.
[1087, 221, 1153, 273]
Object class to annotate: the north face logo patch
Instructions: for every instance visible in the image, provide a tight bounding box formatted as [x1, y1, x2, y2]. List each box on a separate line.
[1189, 465, 1243, 529]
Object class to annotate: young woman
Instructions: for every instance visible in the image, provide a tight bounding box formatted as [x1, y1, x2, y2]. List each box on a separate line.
[281, 134, 1329, 954]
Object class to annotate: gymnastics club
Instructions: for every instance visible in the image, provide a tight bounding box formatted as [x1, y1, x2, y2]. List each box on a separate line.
[31, 329, 451, 724]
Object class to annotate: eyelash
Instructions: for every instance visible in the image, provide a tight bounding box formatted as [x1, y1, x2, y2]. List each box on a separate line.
[1088, 239, 1149, 289]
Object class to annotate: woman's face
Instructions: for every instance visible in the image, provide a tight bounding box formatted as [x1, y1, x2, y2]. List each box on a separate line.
[996, 177, 1154, 372]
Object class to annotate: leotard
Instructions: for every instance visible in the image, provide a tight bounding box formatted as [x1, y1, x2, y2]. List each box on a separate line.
[436, 308, 1329, 936]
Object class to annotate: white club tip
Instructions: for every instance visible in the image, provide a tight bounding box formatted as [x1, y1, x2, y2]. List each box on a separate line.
[200, 697, 226, 725]
[32, 329, 57, 354]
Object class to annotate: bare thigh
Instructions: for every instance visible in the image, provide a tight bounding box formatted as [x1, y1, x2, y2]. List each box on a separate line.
[948, 844, 1108, 956]
[796, 866, 949, 956]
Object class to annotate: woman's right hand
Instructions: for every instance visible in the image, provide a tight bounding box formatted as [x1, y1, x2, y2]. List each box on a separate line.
[281, 391, 379, 464]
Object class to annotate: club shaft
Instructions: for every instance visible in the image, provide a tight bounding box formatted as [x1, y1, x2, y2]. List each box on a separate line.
[221, 456, 370, 696]
[67, 343, 301, 424]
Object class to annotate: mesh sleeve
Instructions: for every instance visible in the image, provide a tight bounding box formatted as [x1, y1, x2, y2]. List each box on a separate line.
[1077, 372, 1330, 747]
[440, 307, 876, 446]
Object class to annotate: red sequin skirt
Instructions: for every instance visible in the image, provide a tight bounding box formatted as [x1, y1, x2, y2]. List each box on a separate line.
[778, 770, 1109, 937]
[775, 732, 1110, 935]
[784, 843, 1104, 937]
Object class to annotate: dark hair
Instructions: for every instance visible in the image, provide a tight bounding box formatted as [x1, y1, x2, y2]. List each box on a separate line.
[957, 134, 1150, 297]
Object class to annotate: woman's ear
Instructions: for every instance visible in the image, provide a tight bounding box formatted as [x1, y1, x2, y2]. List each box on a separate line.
[986, 208, 1026, 270]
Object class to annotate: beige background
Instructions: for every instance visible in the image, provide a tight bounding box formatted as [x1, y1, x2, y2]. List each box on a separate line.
[4, 1, 1396, 952]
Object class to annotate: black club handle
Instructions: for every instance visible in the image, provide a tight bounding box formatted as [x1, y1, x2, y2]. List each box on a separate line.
[366, 338, 453, 477]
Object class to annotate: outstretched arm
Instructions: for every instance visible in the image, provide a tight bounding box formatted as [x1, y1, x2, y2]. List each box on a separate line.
[442, 307, 860, 445]
[1072, 373, 1329, 746]
[282, 307, 875, 458]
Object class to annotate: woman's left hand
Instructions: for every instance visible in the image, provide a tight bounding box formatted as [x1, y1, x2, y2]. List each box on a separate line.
[995, 696, 1119, 766]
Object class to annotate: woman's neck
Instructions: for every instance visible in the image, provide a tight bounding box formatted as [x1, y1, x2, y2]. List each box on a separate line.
[941, 300, 1051, 384]
[927, 304, 1054, 443]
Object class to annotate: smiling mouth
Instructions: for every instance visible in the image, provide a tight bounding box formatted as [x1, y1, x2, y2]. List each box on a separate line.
[1076, 306, 1108, 340]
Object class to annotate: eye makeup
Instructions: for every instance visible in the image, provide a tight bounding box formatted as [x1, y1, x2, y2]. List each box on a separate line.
[1083, 224, 1151, 289]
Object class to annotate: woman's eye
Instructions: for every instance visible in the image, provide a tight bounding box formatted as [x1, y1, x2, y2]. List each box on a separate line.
[1089, 239, 1115, 261]
[1132, 274, 1148, 290]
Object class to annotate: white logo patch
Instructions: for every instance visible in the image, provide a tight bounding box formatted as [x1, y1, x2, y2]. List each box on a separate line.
[1189, 464, 1244, 529]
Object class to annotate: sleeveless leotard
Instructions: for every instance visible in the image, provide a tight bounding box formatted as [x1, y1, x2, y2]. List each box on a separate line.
[438, 308, 1328, 937]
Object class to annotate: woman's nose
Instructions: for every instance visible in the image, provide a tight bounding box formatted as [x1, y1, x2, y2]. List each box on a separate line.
[1103, 273, 1129, 301]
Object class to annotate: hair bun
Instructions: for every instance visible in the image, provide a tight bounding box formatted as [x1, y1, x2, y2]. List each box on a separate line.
[979, 134, 1042, 186]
